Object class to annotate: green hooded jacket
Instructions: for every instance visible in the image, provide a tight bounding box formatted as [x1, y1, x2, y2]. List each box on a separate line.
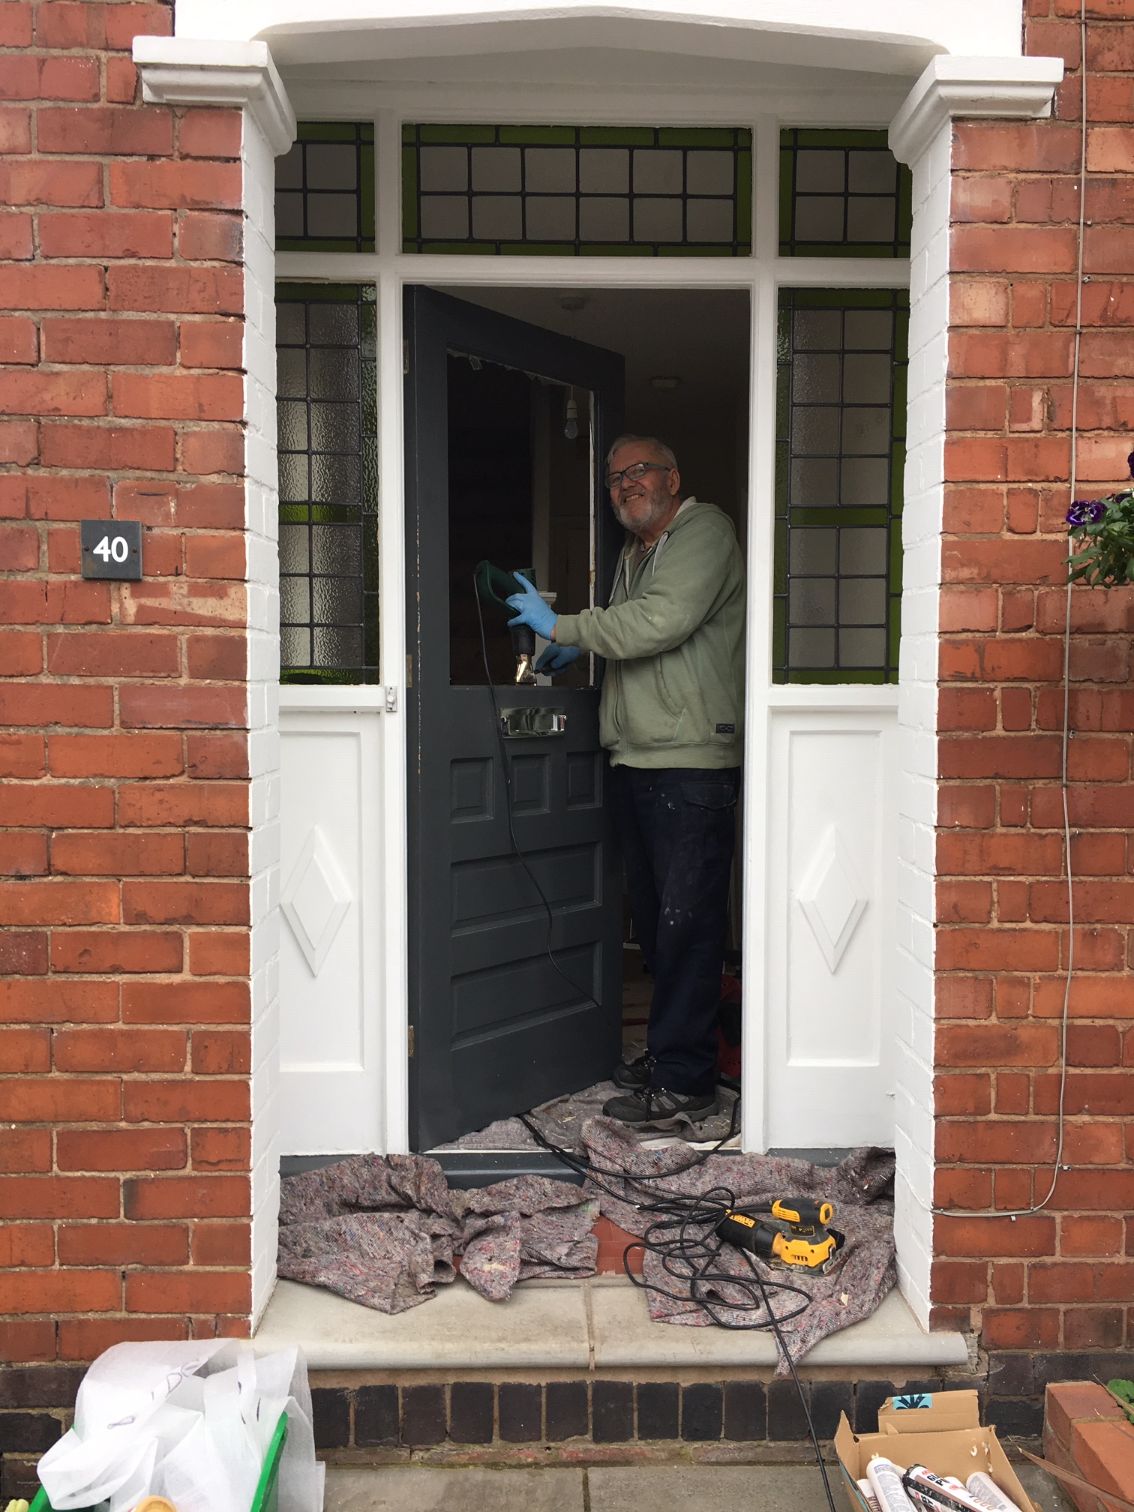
[554, 498, 745, 769]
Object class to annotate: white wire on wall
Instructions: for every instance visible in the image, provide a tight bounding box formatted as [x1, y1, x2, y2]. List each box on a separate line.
[934, 0, 1087, 1221]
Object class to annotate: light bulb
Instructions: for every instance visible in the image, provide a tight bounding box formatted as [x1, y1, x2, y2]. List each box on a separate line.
[564, 395, 579, 441]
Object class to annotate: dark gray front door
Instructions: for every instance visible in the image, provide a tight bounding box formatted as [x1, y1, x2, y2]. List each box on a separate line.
[405, 287, 625, 1149]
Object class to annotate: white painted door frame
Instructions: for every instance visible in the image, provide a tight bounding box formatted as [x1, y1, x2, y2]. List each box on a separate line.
[276, 88, 910, 1157]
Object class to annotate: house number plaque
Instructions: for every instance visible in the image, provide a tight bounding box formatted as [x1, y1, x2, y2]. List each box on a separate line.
[80, 520, 143, 580]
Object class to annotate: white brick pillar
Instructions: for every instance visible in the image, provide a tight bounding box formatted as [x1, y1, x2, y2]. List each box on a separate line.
[135, 39, 296, 1324]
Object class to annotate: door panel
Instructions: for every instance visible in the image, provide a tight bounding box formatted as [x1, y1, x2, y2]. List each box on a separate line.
[405, 287, 625, 1149]
[766, 708, 898, 1147]
[278, 703, 384, 1155]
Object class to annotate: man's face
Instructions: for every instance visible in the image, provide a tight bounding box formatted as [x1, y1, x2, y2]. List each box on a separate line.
[607, 445, 681, 543]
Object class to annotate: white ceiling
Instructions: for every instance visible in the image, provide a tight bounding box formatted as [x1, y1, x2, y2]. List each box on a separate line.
[442, 286, 750, 412]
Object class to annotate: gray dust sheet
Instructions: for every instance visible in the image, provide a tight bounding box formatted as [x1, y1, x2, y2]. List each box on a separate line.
[277, 1126, 895, 1371]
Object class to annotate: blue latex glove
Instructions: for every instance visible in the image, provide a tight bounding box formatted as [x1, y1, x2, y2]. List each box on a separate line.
[535, 644, 581, 675]
[505, 572, 558, 641]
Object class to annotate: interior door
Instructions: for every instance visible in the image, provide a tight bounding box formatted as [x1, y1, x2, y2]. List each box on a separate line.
[405, 287, 625, 1149]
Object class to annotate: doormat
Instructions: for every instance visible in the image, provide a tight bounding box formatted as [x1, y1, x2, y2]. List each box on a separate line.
[276, 1137, 894, 1373]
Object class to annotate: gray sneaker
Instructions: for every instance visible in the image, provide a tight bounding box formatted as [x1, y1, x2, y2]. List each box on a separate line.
[611, 1052, 654, 1090]
[602, 1085, 719, 1128]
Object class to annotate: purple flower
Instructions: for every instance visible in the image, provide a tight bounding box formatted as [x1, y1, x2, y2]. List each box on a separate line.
[1067, 499, 1109, 528]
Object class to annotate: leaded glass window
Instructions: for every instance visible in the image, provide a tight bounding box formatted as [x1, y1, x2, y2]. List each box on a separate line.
[402, 125, 752, 255]
[276, 284, 379, 684]
[779, 130, 911, 257]
[773, 289, 908, 684]
[276, 122, 375, 253]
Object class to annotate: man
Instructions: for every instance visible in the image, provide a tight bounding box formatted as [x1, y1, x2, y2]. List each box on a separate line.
[505, 436, 745, 1129]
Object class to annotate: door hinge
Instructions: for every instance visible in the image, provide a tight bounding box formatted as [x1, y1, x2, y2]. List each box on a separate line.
[407, 1025, 415, 1058]
[384, 685, 398, 714]
[406, 654, 413, 688]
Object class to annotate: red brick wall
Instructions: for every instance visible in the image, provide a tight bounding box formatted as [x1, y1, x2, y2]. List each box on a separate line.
[0, 1, 252, 1364]
[934, 0, 1134, 1352]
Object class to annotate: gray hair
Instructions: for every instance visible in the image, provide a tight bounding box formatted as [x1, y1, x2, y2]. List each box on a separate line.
[605, 434, 678, 472]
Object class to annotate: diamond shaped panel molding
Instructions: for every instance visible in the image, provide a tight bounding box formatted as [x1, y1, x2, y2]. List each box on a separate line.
[282, 826, 352, 976]
[796, 825, 868, 973]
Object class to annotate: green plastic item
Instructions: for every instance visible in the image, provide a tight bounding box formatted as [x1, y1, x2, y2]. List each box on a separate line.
[474, 559, 535, 610]
[27, 1409, 289, 1512]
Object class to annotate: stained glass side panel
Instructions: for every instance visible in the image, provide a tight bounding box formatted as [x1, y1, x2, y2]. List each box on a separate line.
[402, 124, 753, 255]
[276, 284, 379, 685]
[773, 288, 908, 685]
[779, 129, 911, 258]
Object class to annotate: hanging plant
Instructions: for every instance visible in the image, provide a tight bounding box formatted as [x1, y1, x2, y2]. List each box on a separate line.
[1066, 452, 1134, 587]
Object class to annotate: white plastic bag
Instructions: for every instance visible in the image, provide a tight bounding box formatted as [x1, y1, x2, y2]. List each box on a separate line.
[36, 1340, 324, 1512]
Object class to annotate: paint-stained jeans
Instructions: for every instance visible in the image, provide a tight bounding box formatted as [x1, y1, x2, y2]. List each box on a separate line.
[613, 765, 740, 1096]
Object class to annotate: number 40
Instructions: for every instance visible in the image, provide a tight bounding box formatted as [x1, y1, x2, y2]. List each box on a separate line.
[92, 534, 130, 564]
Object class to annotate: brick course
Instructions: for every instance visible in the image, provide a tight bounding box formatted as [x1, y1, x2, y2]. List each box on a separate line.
[934, 0, 1134, 1362]
[0, 0, 251, 1379]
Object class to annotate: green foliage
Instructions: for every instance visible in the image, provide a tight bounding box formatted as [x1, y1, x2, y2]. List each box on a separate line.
[1067, 457, 1134, 588]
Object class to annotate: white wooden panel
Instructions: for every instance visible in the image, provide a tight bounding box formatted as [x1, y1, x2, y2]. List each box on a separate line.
[766, 709, 897, 1148]
[279, 708, 384, 1154]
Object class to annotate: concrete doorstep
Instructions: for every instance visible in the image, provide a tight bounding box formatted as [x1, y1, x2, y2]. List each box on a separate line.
[323, 1460, 1075, 1511]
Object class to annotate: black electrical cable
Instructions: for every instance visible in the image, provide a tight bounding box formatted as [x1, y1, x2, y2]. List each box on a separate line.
[474, 574, 835, 1510]
[521, 1124, 838, 1512]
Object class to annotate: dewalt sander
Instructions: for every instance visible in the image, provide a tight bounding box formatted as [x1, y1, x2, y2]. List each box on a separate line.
[475, 560, 539, 684]
[716, 1198, 844, 1273]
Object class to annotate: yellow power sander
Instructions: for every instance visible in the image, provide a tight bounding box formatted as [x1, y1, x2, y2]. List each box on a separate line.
[716, 1197, 844, 1272]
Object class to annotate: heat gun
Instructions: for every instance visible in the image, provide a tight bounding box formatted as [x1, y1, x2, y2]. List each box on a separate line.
[474, 559, 539, 684]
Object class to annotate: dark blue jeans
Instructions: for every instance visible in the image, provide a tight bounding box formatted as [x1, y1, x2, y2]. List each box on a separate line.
[613, 765, 740, 1095]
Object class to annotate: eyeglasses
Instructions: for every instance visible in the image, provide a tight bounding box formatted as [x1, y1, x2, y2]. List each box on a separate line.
[604, 461, 670, 490]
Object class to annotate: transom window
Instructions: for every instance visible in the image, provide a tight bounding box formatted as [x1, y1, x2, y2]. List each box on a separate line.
[402, 124, 752, 255]
[779, 129, 911, 258]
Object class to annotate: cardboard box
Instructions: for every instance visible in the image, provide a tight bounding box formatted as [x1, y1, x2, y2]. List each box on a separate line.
[833, 1391, 1037, 1512]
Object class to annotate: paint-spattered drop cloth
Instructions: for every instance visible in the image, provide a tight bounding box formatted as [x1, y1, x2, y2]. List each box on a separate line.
[276, 1124, 895, 1372]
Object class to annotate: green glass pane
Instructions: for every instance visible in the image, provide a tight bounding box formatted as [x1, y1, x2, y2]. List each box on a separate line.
[581, 126, 654, 146]
[792, 128, 888, 149]
[419, 124, 496, 144]
[499, 124, 576, 144]
[785, 668, 888, 685]
[658, 127, 740, 147]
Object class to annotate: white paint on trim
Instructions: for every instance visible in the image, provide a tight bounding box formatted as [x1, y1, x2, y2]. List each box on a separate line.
[243, 105, 288, 1326]
[172, 0, 1025, 72]
[889, 54, 1064, 165]
[133, 37, 297, 156]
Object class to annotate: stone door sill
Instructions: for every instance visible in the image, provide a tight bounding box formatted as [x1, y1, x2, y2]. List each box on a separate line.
[254, 1278, 969, 1373]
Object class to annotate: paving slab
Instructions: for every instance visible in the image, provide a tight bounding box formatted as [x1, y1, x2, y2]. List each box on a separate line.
[322, 1458, 1074, 1512]
[324, 1466, 586, 1511]
[588, 1464, 843, 1511]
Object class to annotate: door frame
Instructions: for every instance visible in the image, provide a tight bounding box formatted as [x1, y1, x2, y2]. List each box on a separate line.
[275, 91, 910, 1157]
